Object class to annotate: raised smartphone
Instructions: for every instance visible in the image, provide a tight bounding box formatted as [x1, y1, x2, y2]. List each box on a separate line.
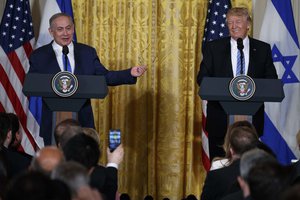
[109, 129, 121, 152]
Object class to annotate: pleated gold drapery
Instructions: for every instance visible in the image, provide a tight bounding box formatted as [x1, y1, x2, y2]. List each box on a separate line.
[72, 0, 251, 199]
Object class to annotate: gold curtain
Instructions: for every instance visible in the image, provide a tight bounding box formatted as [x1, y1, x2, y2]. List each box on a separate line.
[72, 0, 251, 199]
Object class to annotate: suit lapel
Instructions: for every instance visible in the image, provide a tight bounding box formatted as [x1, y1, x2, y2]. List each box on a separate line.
[224, 38, 234, 77]
[47, 42, 61, 73]
[248, 37, 257, 77]
[73, 43, 82, 75]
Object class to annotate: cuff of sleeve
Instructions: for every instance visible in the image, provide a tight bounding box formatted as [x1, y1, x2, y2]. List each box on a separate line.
[106, 163, 118, 169]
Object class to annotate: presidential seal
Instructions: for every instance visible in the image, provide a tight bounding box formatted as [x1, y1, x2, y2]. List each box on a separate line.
[229, 75, 256, 101]
[51, 71, 78, 97]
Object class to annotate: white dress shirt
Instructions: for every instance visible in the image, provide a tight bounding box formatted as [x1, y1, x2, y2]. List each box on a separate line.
[52, 41, 75, 73]
[230, 36, 250, 77]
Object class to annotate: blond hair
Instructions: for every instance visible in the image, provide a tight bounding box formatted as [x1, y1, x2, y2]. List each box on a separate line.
[226, 7, 252, 22]
[82, 127, 100, 145]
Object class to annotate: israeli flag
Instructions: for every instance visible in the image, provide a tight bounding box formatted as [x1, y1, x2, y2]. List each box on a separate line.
[36, 0, 76, 47]
[259, 0, 300, 164]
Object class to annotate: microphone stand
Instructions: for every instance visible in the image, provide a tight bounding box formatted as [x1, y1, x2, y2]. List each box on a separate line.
[239, 49, 244, 75]
[64, 55, 68, 72]
[237, 38, 244, 75]
[62, 45, 69, 72]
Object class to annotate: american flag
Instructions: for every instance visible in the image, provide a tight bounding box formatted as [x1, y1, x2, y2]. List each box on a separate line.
[0, 0, 42, 155]
[201, 0, 231, 171]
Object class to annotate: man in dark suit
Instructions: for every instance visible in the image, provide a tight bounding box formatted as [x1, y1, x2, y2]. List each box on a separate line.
[62, 133, 123, 200]
[28, 13, 146, 145]
[0, 112, 32, 178]
[197, 7, 278, 160]
[200, 126, 259, 200]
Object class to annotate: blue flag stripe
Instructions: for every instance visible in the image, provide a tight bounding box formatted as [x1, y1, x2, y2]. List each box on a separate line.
[271, 0, 300, 48]
[56, 0, 77, 42]
[262, 114, 296, 164]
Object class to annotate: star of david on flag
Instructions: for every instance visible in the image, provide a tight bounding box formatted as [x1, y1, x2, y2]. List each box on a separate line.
[259, 0, 300, 164]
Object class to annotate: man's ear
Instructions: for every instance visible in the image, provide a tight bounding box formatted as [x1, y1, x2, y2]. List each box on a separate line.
[4, 130, 12, 148]
[237, 176, 250, 198]
[48, 28, 53, 37]
[6, 130, 12, 140]
[229, 147, 234, 156]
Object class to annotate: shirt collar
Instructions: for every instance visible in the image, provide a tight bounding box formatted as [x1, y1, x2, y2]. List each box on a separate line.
[230, 36, 249, 50]
[52, 41, 74, 54]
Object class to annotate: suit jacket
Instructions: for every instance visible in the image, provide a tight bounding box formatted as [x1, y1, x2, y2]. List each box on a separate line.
[201, 159, 241, 200]
[29, 42, 137, 145]
[1, 147, 32, 178]
[221, 191, 244, 200]
[90, 165, 118, 200]
[197, 37, 278, 158]
[290, 160, 300, 185]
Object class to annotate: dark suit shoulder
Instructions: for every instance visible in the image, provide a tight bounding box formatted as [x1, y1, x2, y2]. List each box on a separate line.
[74, 42, 96, 52]
[249, 37, 270, 46]
[205, 37, 230, 48]
[1, 148, 32, 178]
[201, 160, 240, 200]
[30, 43, 53, 57]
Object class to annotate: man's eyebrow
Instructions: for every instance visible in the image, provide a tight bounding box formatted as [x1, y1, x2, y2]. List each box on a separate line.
[56, 25, 72, 29]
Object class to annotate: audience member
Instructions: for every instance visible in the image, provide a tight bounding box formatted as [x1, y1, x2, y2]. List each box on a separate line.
[0, 152, 8, 199]
[288, 131, 300, 186]
[247, 161, 293, 200]
[279, 184, 300, 200]
[186, 194, 198, 200]
[82, 127, 101, 145]
[0, 112, 12, 149]
[221, 146, 277, 200]
[210, 121, 257, 170]
[5, 171, 71, 200]
[234, 149, 277, 199]
[51, 161, 102, 200]
[0, 112, 31, 178]
[6, 113, 21, 150]
[30, 146, 65, 176]
[200, 126, 259, 200]
[144, 195, 154, 200]
[120, 193, 131, 200]
[54, 118, 82, 147]
[63, 133, 124, 200]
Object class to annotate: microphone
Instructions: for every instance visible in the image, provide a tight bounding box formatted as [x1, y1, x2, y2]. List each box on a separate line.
[237, 38, 244, 75]
[237, 38, 244, 50]
[62, 45, 69, 71]
[62, 45, 69, 55]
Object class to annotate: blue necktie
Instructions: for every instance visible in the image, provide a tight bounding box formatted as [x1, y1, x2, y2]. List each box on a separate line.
[62, 54, 72, 72]
[236, 50, 245, 76]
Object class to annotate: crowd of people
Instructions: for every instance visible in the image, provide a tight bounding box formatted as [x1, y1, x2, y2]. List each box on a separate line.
[2, 112, 300, 200]
[200, 120, 300, 200]
[0, 112, 123, 200]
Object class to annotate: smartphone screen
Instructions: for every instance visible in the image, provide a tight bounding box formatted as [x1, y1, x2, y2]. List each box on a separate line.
[109, 129, 121, 152]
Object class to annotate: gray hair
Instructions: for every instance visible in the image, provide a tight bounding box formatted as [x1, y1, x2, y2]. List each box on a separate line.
[51, 161, 89, 197]
[49, 13, 74, 29]
[240, 148, 276, 180]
